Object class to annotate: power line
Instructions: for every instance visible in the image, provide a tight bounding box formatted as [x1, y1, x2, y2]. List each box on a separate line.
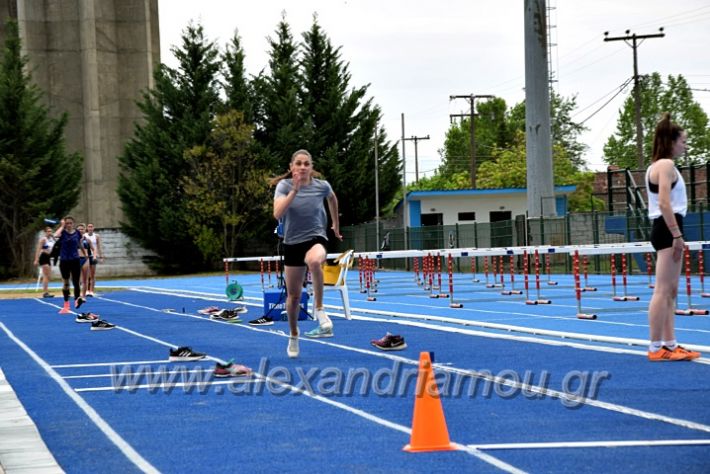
[604, 27, 665, 169]
[578, 78, 634, 125]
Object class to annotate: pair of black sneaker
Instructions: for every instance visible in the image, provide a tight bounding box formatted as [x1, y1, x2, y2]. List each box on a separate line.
[248, 316, 274, 326]
[209, 308, 244, 322]
[169, 346, 206, 362]
[75, 312, 115, 330]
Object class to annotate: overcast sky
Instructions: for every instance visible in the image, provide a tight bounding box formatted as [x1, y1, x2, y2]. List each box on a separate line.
[158, 0, 710, 180]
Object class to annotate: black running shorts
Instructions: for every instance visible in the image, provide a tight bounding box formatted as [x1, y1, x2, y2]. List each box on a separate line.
[283, 236, 328, 267]
[651, 213, 683, 251]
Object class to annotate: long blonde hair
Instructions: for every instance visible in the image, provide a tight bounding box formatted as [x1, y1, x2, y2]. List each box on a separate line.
[269, 149, 322, 186]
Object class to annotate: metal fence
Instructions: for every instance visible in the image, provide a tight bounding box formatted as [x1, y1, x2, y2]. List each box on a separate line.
[338, 206, 710, 275]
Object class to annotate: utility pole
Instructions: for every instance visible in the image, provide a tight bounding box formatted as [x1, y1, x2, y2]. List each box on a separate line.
[374, 123, 380, 251]
[401, 113, 408, 243]
[604, 27, 665, 169]
[524, 0, 555, 218]
[403, 135, 430, 182]
[450, 94, 494, 188]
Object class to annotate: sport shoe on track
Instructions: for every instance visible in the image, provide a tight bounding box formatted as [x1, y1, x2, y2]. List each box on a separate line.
[210, 309, 242, 323]
[169, 346, 206, 362]
[213, 360, 252, 378]
[371, 333, 407, 351]
[90, 320, 116, 331]
[76, 312, 100, 323]
[674, 345, 701, 360]
[304, 325, 333, 338]
[59, 303, 71, 314]
[314, 309, 333, 332]
[197, 306, 220, 315]
[648, 346, 689, 361]
[249, 316, 274, 326]
[287, 336, 299, 358]
[75, 297, 86, 309]
[42, 292, 54, 298]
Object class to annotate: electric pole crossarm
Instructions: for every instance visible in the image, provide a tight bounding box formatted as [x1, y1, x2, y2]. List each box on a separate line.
[449, 94, 495, 188]
[603, 28, 664, 169]
[403, 134, 430, 183]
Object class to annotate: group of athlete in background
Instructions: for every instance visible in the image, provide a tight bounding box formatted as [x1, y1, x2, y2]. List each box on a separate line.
[33, 217, 104, 313]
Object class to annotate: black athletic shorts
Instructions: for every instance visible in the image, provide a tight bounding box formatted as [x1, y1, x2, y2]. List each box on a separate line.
[38, 253, 50, 266]
[651, 213, 683, 251]
[59, 258, 81, 281]
[283, 236, 328, 267]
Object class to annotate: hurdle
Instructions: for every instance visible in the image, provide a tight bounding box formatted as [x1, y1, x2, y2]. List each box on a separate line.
[501, 253, 523, 296]
[697, 250, 710, 298]
[675, 245, 709, 316]
[611, 253, 639, 301]
[545, 253, 558, 286]
[573, 250, 597, 320]
[446, 254, 463, 308]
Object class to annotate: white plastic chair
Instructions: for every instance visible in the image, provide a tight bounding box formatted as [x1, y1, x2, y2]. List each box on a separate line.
[315, 249, 354, 320]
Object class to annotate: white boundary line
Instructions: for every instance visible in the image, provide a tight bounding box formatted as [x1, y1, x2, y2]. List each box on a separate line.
[126, 287, 710, 352]
[467, 439, 710, 450]
[99, 293, 710, 434]
[75, 379, 257, 393]
[0, 323, 159, 474]
[19, 302, 524, 473]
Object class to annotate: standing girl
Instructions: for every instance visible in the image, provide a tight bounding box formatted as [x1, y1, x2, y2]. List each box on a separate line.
[33, 226, 56, 298]
[646, 113, 700, 361]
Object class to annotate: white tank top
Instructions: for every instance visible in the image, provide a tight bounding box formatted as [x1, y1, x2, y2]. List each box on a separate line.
[645, 163, 687, 219]
[85, 232, 98, 252]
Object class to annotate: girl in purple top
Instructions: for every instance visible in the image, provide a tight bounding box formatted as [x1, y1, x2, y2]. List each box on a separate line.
[53, 216, 87, 313]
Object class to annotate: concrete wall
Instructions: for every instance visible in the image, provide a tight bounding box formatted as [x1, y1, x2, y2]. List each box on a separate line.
[0, 0, 159, 277]
[0, 0, 159, 228]
[41, 228, 156, 279]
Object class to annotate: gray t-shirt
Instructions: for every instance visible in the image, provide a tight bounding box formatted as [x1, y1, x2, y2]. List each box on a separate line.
[275, 178, 333, 245]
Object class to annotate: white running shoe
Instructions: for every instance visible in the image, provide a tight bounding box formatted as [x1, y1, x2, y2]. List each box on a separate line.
[314, 309, 333, 331]
[287, 335, 299, 359]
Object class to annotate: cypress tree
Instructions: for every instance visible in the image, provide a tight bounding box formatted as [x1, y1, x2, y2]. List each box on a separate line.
[0, 20, 82, 277]
[117, 23, 221, 271]
[299, 17, 401, 226]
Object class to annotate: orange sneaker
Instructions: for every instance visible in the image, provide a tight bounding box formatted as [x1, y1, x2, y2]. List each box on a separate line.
[58, 303, 71, 314]
[674, 345, 701, 360]
[647, 346, 689, 361]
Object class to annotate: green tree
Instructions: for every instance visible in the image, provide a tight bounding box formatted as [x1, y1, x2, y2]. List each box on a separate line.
[0, 20, 82, 277]
[603, 73, 710, 168]
[298, 17, 401, 226]
[117, 23, 221, 272]
[440, 92, 587, 180]
[438, 97, 510, 178]
[222, 31, 255, 124]
[252, 17, 305, 173]
[182, 111, 271, 263]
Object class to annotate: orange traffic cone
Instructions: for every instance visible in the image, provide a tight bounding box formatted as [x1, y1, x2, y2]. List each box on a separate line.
[403, 352, 456, 452]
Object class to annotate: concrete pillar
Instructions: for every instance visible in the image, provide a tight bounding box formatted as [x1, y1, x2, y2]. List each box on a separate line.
[524, 0, 556, 217]
[1, 0, 159, 228]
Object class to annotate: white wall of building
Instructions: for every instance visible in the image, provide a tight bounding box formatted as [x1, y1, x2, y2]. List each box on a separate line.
[414, 193, 527, 224]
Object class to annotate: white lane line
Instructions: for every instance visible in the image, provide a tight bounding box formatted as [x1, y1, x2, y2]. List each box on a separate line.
[53, 360, 170, 369]
[0, 323, 159, 474]
[101, 294, 710, 433]
[76, 379, 257, 393]
[468, 438, 710, 450]
[54, 297, 524, 472]
[63, 368, 215, 379]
